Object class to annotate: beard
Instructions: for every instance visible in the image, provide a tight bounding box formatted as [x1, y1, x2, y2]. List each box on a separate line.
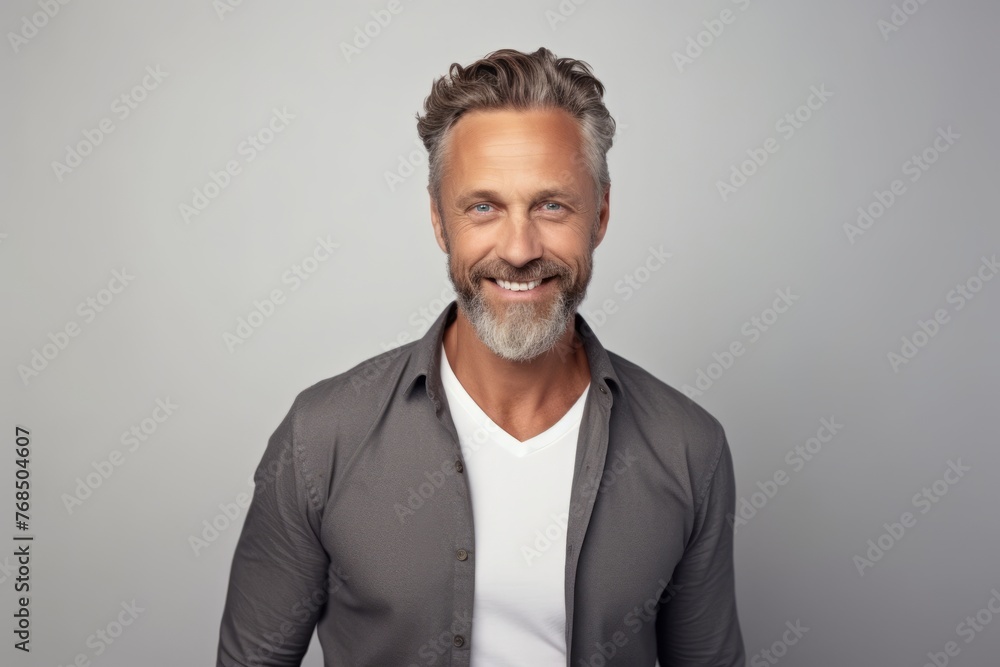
[445, 244, 594, 363]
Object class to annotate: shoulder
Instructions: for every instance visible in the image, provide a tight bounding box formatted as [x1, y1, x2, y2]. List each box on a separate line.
[265, 341, 423, 499]
[605, 350, 729, 497]
[607, 350, 725, 441]
[284, 341, 419, 434]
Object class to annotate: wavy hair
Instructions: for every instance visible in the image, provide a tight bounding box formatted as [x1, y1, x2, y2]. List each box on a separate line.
[416, 47, 616, 212]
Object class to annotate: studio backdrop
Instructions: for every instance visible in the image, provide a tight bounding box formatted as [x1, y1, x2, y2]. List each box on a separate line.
[2, 0, 998, 665]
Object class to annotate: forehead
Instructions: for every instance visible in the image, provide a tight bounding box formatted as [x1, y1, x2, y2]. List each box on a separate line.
[443, 107, 587, 180]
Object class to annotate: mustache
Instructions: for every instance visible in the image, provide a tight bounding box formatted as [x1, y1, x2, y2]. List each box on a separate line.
[469, 260, 570, 283]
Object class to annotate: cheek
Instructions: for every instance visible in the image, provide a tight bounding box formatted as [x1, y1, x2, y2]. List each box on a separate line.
[449, 238, 495, 270]
[544, 232, 592, 264]
[543, 218, 591, 244]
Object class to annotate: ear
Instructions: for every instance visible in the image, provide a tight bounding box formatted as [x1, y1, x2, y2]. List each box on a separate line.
[593, 185, 610, 248]
[429, 188, 449, 253]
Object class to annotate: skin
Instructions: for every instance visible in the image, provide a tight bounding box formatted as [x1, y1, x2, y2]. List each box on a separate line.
[429, 107, 610, 442]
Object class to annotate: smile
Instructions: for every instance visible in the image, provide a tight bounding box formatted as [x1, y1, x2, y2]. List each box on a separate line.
[493, 277, 546, 292]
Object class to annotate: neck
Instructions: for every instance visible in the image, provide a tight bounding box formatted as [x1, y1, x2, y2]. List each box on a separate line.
[442, 306, 590, 419]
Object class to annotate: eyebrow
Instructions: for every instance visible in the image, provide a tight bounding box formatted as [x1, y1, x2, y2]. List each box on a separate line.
[454, 188, 585, 210]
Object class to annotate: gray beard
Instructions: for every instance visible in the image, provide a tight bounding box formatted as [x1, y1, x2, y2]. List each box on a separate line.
[455, 283, 579, 362]
[443, 223, 596, 362]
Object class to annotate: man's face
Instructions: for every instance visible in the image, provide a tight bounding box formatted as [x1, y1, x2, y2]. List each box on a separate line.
[430, 107, 610, 362]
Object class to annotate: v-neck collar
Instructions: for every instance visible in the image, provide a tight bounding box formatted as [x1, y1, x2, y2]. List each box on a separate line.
[439, 340, 590, 457]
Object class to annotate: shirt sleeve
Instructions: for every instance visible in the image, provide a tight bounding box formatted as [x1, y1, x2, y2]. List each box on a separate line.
[655, 427, 746, 666]
[217, 399, 330, 667]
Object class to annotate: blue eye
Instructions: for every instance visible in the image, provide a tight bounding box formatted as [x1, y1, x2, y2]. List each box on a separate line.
[543, 202, 563, 211]
[473, 204, 492, 213]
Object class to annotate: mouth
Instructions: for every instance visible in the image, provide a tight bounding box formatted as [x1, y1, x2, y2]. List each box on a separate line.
[489, 276, 555, 292]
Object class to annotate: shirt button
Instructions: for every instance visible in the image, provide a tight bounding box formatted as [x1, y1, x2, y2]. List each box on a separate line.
[453, 635, 465, 647]
[455, 460, 463, 473]
[456, 548, 468, 561]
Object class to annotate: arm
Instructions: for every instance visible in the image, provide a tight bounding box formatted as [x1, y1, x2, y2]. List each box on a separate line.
[217, 399, 330, 667]
[656, 429, 746, 666]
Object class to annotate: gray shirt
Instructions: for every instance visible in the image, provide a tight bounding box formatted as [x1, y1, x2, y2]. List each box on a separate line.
[217, 301, 745, 666]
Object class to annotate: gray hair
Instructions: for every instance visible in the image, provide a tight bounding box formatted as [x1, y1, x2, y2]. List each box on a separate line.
[415, 47, 615, 213]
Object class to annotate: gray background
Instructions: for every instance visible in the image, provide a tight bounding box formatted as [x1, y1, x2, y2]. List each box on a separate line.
[2, 0, 998, 665]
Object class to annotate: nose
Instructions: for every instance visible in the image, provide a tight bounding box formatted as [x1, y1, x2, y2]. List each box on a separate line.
[494, 209, 542, 271]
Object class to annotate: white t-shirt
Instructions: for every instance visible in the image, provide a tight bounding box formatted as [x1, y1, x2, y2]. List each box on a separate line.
[439, 342, 589, 666]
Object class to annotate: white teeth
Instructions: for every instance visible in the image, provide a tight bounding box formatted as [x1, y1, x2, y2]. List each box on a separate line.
[495, 278, 543, 291]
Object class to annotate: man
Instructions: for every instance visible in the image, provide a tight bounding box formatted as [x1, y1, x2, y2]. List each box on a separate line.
[218, 47, 745, 666]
